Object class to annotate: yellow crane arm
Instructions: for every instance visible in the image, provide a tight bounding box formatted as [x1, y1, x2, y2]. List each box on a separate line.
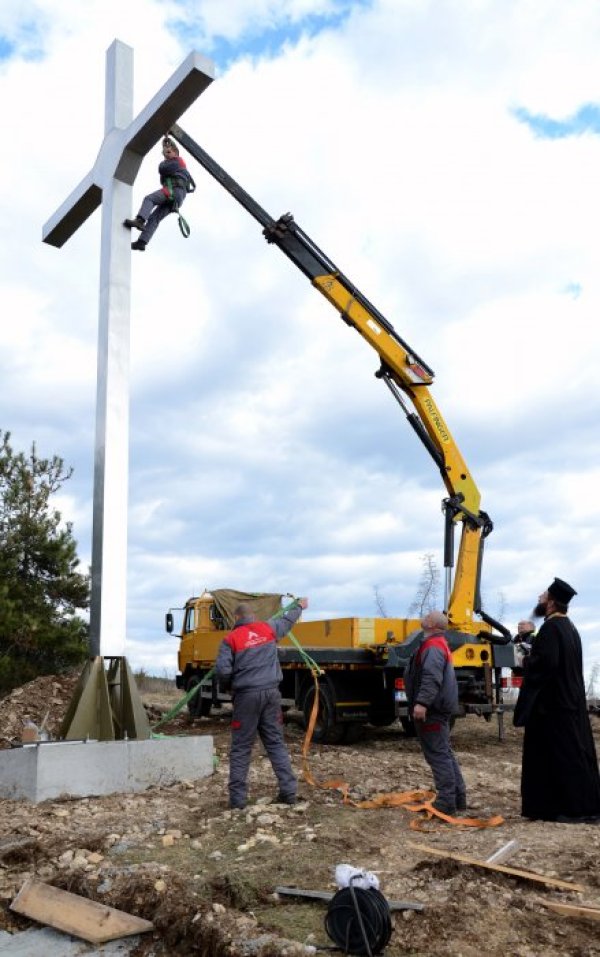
[313, 273, 480, 515]
[169, 124, 508, 639]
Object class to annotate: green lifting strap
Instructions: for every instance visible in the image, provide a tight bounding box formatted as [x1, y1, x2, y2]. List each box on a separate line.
[151, 666, 215, 732]
[164, 177, 191, 239]
[274, 600, 323, 677]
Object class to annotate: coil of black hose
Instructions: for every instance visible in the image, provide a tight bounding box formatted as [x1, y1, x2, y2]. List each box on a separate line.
[325, 885, 392, 956]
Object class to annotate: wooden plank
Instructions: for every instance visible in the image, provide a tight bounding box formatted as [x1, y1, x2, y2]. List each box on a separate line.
[10, 879, 153, 944]
[274, 885, 425, 911]
[540, 900, 600, 921]
[275, 886, 335, 903]
[407, 842, 586, 893]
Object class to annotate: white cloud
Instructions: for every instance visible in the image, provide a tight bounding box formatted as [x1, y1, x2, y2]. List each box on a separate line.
[172, 0, 351, 42]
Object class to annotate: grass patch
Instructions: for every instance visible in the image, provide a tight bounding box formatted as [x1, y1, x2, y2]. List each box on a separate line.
[134, 669, 176, 694]
[254, 901, 325, 945]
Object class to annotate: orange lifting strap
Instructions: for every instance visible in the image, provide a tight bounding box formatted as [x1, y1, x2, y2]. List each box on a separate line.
[301, 673, 504, 830]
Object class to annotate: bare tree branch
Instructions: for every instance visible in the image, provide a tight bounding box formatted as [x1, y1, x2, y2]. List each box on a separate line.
[407, 553, 440, 618]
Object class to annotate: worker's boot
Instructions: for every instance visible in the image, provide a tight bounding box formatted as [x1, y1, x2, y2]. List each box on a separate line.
[229, 800, 246, 811]
[123, 216, 145, 230]
[431, 798, 456, 816]
[131, 239, 147, 251]
[273, 792, 297, 806]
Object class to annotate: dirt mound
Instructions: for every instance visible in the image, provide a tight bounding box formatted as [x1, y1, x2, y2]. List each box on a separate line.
[0, 671, 181, 748]
[0, 671, 80, 747]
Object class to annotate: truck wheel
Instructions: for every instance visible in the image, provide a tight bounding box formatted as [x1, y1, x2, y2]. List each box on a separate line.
[302, 683, 345, 744]
[368, 706, 395, 728]
[342, 723, 363, 744]
[186, 676, 211, 718]
[400, 716, 417, 737]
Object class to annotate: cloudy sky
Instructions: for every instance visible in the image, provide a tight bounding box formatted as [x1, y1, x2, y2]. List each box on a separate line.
[2, 0, 599, 680]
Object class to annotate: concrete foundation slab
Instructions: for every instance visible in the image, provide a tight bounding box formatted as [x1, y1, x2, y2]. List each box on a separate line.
[0, 736, 213, 802]
[0, 925, 140, 954]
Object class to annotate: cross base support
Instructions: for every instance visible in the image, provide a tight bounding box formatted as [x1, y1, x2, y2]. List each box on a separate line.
[59, 656, 151, 741]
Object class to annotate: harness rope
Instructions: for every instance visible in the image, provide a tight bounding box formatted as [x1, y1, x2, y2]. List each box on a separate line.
[164, 176, 191, 238]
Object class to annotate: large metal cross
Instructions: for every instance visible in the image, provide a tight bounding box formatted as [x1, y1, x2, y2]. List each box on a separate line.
[43, 40, 214, 656]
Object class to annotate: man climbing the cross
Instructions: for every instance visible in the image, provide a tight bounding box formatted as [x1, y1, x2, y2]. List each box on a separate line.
[124, 136, 193, 250]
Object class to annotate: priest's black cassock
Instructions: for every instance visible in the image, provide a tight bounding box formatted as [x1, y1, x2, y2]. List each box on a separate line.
[514, 614, 600, 821]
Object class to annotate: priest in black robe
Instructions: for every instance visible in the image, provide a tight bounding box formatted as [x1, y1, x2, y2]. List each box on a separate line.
[514, 577, 600, 823]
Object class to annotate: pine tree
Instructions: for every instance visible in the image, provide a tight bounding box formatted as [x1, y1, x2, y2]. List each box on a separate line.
[0, 431, 90, 692]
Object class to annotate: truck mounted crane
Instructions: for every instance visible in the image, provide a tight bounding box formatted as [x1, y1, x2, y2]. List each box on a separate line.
[165, 123, 515, 742]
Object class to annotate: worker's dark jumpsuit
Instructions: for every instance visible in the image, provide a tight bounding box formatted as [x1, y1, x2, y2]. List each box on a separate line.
[135, 155, 191, 247]
[215, 603, 304, 808]
[405, 631, 466, 813]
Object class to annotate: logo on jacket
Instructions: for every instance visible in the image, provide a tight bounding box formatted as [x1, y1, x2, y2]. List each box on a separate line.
[245, 630, 269, 648]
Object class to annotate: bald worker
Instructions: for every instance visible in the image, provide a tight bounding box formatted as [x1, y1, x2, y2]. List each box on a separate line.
[512, 619, 537, 675]
[514, 620, 536, 651]
[405, 610, 467, 816]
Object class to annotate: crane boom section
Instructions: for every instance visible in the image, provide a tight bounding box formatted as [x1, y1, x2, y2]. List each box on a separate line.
[312, 273, 480, 516]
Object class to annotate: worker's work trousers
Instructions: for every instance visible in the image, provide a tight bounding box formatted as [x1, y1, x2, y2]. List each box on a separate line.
[229, 687, 296, 806]
[137, 186, 186, 245]
[416, 714, 466, 811]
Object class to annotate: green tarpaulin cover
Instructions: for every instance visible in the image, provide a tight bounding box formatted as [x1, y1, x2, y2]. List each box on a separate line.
[210, 589, 284, 629]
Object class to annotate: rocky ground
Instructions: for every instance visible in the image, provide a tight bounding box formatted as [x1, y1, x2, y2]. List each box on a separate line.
[0, 674, 599, 955]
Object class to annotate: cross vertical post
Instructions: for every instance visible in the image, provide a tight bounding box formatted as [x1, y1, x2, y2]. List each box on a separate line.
[43, 39, 214, 676]
[90, 40, 134, 656]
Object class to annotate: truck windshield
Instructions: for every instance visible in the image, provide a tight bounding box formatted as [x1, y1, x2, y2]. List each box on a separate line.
[184, 606, 195, 633]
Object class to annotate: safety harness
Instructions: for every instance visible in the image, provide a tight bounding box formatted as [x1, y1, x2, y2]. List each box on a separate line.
[163, 173, 196, 238]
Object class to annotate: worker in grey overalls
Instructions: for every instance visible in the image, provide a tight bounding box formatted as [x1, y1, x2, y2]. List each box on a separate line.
[124, 136, 193, 250]
[405, 610, 467, 815]
[216, 597, 308, 810]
